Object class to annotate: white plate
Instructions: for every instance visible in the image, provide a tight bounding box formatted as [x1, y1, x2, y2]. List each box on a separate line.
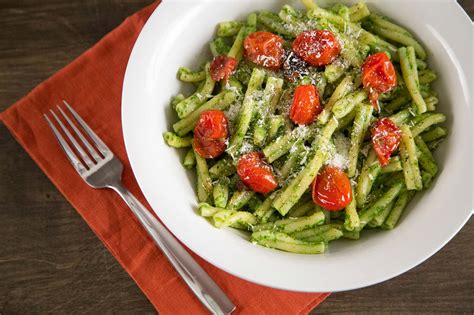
[122, 0, 473, 292]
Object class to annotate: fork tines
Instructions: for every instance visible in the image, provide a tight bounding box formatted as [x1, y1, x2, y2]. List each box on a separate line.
[44, 101, 112, 175]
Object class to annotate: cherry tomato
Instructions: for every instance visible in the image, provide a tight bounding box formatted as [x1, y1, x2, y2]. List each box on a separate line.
[289, 85, 321, 125]
[209, 55, 238, 82]
[193, 110, 229, 158]
[194, 110, 228, 140]
[312, 166, 352, 211]
[237, 152, 278, 194]
[243, 31, 285, 70]
[193, 137, 227, 160]
[292, 30, 341, 67]
[370, 117, 401, 167]
[362, 52, 397, 110]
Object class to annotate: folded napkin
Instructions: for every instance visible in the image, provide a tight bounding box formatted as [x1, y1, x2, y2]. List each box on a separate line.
[0, 2, 329, 314]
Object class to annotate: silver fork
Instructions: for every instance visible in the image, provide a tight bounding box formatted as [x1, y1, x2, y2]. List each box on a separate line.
[44, 101, 236, 315]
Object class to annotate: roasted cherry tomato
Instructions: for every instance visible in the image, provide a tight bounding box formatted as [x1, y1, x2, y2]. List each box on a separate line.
[289, 85, 321, 125]
[193, 137, 227, 160]
[194, 110, 228, 140]
[193, 110, 229, 158]
[370, 117, 401, 166]
[243, 31, 285, 70]
[362, 52, 397, 110]
[210, 55, 238, 82]
[292, 30, 341, 67]
[312, 166, 352, 211]
[237, 152, 278, 194]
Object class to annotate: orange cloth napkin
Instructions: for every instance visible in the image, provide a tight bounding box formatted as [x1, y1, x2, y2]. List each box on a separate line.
[0, 2, 330, 314]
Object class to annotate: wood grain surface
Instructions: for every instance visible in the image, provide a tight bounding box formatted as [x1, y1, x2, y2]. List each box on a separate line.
[0, 1, 473, 313]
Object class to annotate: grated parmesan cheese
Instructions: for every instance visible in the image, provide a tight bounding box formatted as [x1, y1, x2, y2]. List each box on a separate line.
[327, 132, 350, 170]
[239, 141, 254, 155]
[294, 125, 311, 138]
[224, 100, 242, 123]
[328, 153, 348, 169]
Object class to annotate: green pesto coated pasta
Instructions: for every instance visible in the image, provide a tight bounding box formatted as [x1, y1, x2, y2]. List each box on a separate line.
[380, 156, 402, 174]
[318, 75, 354, 125]
[415, 136, 438, 176]
[173, 90, 238, 136]
[332, 89, 368, 119]
[420, 127, 447, 142]
[171, 94, 185, 109]
[253, 76, 284, 147]
[217, 21, 243, 37]
[356, 149, 382, 208]
[254, 193, 278, 223]
[253, 211, 325, 234]
[273, 118, 338, 215]
[209, 158, 236, 179]
[344, 193, 360, 231]
[213, 210, 257, 229]
[195, 150, 212, 202]
[287, 199, 315, 217]
[369, 199, 396, 227]
[399, 47, 427, 114]
[227, 13, 257, 60]
[213, 179, 230, 208]
[227, 190, 255, 210]
[175, 63, 216, 119]
[308, 6, 376, 46]
[177, 67, 206, 82]
[267, 115, 285, 141]
[399, 125, 423, 190]
[358, 181, 404, 230]
[164, 1, 447, 255]
[199, 203, 224, 217]
[258, 11, 300, 37]
[411, 113, 446, 137]
[183, 149, 196, 169]
[227, 68, 265, 157]
[163, 132, 192, 148]
[302, 228, 343, 243]
[210, 37, 231, 56]
[251, 230, 326, 254]
[382, 191, 415, 229]
[349, 1, 370, 22]
[348, 103, 373, 177]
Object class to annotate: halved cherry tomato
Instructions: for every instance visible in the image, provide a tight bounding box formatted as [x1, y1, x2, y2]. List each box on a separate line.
[193, 110, 229, 158]
[362, 52, 397, 110]
[194, 110, 228, 140]
[312, 166, 352, 211]
[237, 152, 278, 194]
[193, 137, 227, 160]
[292, 30, 341, 67]
[370, 117, 401, 167]
[289, 85, 321, 125]
[243, 31, 285, 70]
[210, 55, 238, 82]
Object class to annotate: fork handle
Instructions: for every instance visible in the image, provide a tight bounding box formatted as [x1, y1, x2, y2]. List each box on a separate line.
[109, 182, 236, 315]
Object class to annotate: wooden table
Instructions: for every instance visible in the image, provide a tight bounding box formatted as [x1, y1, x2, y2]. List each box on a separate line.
[1, 1, 472, 313]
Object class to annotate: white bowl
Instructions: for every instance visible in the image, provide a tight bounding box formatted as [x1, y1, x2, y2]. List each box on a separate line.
[122, 0, 473, 292]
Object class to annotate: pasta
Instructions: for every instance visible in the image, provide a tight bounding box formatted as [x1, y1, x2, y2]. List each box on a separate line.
[163, 0, 447, 254]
